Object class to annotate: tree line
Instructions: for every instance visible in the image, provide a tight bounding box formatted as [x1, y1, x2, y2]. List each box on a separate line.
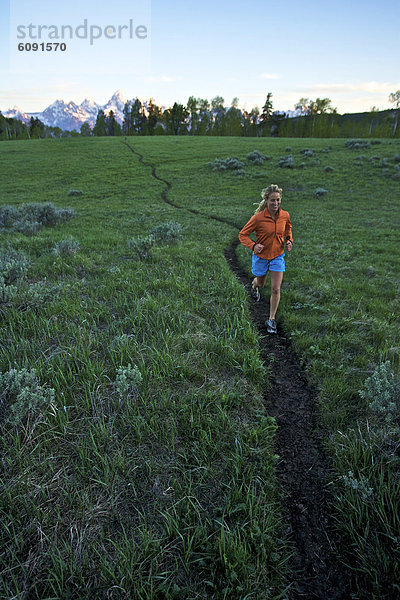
[1, 92, 399, 141]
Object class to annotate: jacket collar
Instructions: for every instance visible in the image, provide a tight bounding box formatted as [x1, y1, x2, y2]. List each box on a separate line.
[264, 206, 281, 219]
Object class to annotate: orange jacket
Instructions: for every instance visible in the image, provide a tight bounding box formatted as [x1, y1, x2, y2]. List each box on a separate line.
[238, 207, 293, 260]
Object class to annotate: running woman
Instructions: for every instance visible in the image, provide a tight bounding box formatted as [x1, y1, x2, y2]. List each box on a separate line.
[238, 184, 293, 334]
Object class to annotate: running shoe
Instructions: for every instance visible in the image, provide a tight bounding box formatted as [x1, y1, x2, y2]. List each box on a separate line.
[251, 285, 260, 302]
[265, 319, 277, 334]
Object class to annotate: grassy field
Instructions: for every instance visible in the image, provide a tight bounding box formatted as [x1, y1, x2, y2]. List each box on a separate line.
[0, 135, 399, 599]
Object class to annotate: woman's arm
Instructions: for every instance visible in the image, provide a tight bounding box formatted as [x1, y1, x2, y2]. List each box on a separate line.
[285, 215, 293, 246]
[238, 215, 258, 251]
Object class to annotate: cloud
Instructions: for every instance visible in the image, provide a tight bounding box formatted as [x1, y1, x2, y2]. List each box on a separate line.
[308, 81, 400, 94]
[279, 82, 400, 112]
[259, 73, 280, 80]
[146, 75, 175, 83]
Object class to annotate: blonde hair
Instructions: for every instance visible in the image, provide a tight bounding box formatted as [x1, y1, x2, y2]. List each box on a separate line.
[254, 184, 282, 214]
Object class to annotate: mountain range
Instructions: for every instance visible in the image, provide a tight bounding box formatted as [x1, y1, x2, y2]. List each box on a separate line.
[2, 90, 305, 132]
[2, 90, 127, 132]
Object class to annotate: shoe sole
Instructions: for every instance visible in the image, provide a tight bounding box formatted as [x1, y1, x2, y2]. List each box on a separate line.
[266, 321, 277, 334]
[251, 287, 260, 302]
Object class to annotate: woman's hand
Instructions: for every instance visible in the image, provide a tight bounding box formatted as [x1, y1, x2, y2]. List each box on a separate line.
[286, 240, 293, 252]
[254, 243, 264, 254]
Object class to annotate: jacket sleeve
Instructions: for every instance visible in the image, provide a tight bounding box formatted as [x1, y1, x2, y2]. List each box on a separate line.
[285, 214, 293, 243]
[238, 215, 257, 250]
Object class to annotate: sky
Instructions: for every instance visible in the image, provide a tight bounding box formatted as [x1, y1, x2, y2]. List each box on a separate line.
[1, 0, 399, 115]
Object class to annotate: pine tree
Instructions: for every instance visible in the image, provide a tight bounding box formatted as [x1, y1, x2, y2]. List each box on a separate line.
[105, 111, 116, 136]
[80, 122, 92, 137]
[129, 99, 147, 135]
[29, 116, 45, 139]
[122, 101, 133, 135]
[105, 111, 121, 136]
[147, 99, 160, 135]
[259, 93, 273, 136]
[93, 110, 107, 136]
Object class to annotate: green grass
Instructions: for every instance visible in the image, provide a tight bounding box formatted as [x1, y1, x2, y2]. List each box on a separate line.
[0, 138, 286, 600]
[1, 135, 399, 599]
[135, 136, 400, 598]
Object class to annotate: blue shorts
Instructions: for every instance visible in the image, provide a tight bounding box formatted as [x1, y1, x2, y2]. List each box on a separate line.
[252, 252, 285, 275]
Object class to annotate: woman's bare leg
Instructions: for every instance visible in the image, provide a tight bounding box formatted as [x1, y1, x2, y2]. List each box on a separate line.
[252, 274, 267, 290]
[269, 271, 283, 320]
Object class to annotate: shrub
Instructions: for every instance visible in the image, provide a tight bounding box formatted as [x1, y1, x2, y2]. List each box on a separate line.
[246, 150, 271, 165]
[314, 188, 328, 197]
[53, 236, 80, 256]
[127, 234, 155, 260]
[345, 140, 371, 150]
[22, 281, 63, 308]
[209, 157, 244, 171]
[359, 361, 399, 425]
[0, 277, 17, 304]
[277, 155, 295, 168]
[68, 190, 83, 196]
[149, 221, 183, 244]
[114, 364, 142, 398]
[366, 266, 375, 277]
[20, 202, 74, 226]
[341, 471, 374, 501]
[13, 221, 41, 236]
[324, 166, 334, 172]
[0, 368, 55, 426]
[300, 149, 315, 157]
[0, 247, 28, 304]
[0, 206, 18, 229]
[0, 202, 76, 235]
[0, 247, 29, 285]
[128, 221, 184, 259]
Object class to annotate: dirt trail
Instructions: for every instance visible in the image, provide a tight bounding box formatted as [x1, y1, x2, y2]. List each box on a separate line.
[124, 142, 352, 599]
[225, 241, 351, 599]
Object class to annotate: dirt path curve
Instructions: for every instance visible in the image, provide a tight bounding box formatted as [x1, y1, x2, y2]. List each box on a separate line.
[124, 142, 352, 599]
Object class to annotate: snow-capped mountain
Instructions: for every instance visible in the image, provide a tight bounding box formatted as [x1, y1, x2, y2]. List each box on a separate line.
[2, 90, 127, 131]
[273, 108, 305, 118]
[2, 90, 304, 132]
[4, 106, 31, 124]
[102, 90, 127, 120]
